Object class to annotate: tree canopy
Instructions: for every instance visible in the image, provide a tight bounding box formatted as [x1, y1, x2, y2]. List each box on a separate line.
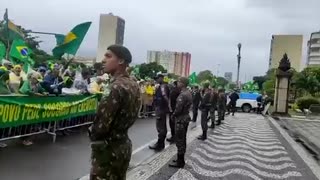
[138, 62, 167, 79]
[197, 70, 213, 83]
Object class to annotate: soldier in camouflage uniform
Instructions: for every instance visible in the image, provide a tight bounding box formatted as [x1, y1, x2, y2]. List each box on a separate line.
[88, 45, 141, 180]
[169, 77, 192, 168]
[209, 86, 218, 129]
[198, 83, 211, 141]
[217, 88, 227, 126]
[149, 74, 170, 151]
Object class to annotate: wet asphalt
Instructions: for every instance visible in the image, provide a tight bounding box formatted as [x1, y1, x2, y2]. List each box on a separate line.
[0, 117, 158, 180]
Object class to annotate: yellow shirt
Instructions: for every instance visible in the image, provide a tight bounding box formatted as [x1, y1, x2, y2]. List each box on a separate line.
[145, 85, 154, 95]
[9, 72, 22, 93]
[89, 81, 102, 94]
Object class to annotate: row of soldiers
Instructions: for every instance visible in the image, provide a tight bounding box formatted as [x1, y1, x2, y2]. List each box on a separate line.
[148, 75, 229, 169]
[191, 83, 228, 141]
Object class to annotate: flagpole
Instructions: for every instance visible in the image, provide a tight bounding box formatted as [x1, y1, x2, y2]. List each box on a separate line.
[5, 8, 10, 60]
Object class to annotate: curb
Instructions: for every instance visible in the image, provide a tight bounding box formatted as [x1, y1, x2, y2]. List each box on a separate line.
[267, 116, 320, 180]
[127, 123, 201, 180]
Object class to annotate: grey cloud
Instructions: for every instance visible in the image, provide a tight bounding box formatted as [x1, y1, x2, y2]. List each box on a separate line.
[2, 0, 318, 82]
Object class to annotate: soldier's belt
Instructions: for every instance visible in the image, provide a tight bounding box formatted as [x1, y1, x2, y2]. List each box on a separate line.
[91, 140, 107, 145]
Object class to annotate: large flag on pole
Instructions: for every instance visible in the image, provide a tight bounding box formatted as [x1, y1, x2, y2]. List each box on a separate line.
[52, 22, 92, 58]
[9, 39, 32, 61]
[3, 10, 24, 40]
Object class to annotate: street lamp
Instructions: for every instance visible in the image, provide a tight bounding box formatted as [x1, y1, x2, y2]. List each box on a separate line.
[237, 43, 242, 88]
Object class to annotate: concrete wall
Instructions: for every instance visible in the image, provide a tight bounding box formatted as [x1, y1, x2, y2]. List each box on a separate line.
[96, 14, 124, 62]
[269, 35, 303, 71]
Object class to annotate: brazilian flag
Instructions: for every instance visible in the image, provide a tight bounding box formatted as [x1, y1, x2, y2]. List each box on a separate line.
[52, 22, 92, 58]
[9, 39, 32, 61]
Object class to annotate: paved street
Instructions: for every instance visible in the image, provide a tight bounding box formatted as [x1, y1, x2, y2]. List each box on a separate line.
[279, 117, 320, 160]
[0, 117, 158, 180]
[136, 114, 319, 180]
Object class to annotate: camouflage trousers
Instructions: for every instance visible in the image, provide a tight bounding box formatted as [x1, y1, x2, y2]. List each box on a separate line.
[175, 116, 190, 154]
[90, 138, 132, 180]
[201, 109, 209, 132]
[217, 106, 226, 124]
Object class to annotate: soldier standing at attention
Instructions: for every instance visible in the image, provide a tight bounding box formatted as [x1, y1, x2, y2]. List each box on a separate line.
[217, 88, 227, 126]
[198, 83, 211, 140]
[88, 45, 141, 180]
[191, 85, 201, 122]
[209, 86, 218, 129]
[167, 81, 180, 143]
[169, 77, 192, 168]
[149, 74, 170, 151]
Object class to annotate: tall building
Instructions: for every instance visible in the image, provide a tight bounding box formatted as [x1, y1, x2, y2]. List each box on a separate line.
[269, 35, 303, 71]
[307, 31, 320, 67]
[74, 56, 95, 66]
[147, 50, 191, 77]
[224, 72, 233, 82]
[96, 13, 125, 62]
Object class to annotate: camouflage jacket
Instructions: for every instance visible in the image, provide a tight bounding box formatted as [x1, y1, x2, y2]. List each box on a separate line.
[172, 89, 192, 121]
[89, 72, 141, 142]
[217, 92, 227, 109]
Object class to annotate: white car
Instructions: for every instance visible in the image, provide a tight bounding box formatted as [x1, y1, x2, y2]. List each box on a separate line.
[227, 92, 260, 113]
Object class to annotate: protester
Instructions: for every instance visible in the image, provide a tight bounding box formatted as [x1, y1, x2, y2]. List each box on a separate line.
[38, 66, 47, 78]
[2, 59, 13, 71]
[138, 80, 146, 118]
[8, 65, 23, 93]
[19, 72, 46, 96]
[88, 45, 140, 180]
[73, 68, 90, 94]
[19, 72, 46, 146]
[88, 76, 103, 94]
[0, 67, 11, 94]
[42, 64, 63, 95]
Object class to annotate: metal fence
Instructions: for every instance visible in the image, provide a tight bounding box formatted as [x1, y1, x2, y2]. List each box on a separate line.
[0, 114, 95, 143]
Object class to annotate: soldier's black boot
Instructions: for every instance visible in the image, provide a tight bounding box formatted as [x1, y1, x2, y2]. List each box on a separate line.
[209, 122, 215, 129]
[169, 153, 185, 168]
[149, 140, 165, 151]
[166, 136, 175, 143]
[197, 131, 207, 140]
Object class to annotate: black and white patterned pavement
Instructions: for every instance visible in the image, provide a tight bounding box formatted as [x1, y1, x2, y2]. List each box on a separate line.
[147, 114, 319, 180]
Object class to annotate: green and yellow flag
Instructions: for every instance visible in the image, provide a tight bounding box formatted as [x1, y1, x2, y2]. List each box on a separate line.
[9, 39, 32, 61]
[3, 10, 24, 40]
[0, 41, 6, 59]
[52, 22, 92, 58]
[188, 72, 197, 85]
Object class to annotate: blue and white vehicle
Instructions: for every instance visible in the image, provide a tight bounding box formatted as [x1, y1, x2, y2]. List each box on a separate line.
[227, 92, 261, 113]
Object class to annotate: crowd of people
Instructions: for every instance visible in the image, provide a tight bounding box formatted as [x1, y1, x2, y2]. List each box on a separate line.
[0, 59, 110, 97]
[0, 59, 110, 147]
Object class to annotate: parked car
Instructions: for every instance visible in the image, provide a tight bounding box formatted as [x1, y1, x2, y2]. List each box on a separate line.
[227, 92, 261, 113]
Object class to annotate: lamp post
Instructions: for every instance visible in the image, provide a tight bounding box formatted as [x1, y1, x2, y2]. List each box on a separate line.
[237, 43, 242, 88]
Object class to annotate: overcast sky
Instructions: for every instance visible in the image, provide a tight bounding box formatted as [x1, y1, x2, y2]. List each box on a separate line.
[2, 0, 320, 81]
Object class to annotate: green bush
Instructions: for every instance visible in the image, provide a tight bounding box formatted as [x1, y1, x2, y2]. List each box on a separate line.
[296, 96, 320, 110]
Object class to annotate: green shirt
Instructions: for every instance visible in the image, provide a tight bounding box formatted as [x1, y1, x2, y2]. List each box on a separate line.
[19, 81, 45, 95]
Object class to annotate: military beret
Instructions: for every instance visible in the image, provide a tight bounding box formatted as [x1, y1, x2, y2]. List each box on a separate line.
[178, 77, 189, 86]
[107, 45, 132, 64]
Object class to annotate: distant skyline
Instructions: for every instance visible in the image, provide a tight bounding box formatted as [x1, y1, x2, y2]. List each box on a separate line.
[2, 0, 320, 82]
